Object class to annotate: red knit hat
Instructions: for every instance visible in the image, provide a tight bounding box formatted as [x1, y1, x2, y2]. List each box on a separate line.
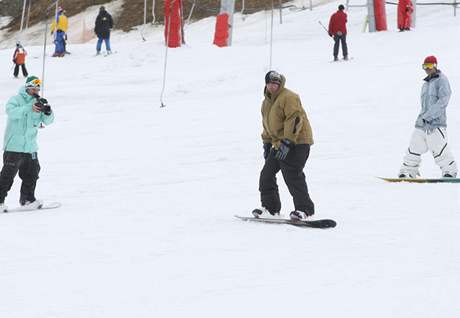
[424, 56, 437, 65]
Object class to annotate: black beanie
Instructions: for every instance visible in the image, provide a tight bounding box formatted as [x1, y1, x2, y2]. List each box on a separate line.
[265, 71, 282, 85]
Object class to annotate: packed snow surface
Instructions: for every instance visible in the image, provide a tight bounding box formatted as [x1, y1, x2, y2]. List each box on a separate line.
[1, 1, 460, 317]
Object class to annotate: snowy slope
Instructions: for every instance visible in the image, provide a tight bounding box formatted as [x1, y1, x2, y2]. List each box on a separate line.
[1, 1, 460, 317]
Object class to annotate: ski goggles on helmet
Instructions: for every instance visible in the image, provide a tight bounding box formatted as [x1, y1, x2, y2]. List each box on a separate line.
[265, 71, 282, 85]
[25, 78, 42, 89]
[422, 63, 436, 70]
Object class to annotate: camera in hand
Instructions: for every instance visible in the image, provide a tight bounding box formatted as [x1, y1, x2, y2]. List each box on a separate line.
[33, 95, 52, 115]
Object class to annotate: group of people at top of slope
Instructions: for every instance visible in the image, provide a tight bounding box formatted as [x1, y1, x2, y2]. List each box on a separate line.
[13, 5, 114, 65]
[52, 6, 113, 57]
[50, 5, 113, 57]
[1, 4, 455, 218]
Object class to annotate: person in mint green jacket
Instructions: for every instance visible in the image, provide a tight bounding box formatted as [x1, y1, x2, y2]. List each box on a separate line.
[0, 76, 54, 212]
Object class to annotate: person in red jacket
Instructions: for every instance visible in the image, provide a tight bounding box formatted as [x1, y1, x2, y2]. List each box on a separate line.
[12, 42, 28, 78]
[397, 0, 413, 32]
[328, 4, 348, 61]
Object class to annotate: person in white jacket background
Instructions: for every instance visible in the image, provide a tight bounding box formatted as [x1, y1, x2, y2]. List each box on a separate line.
[399, 55, 457, 178]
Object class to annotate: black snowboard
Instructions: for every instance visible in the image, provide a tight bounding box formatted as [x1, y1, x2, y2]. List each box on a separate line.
[235, 215, 336, 229]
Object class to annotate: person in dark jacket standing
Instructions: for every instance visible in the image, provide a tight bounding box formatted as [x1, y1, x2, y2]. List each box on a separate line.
[253, 71, 315, 221]
[328, 4, 348, 61]
[94, 6, 113, 55]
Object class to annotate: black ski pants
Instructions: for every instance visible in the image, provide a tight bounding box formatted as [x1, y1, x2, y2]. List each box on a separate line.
[333, 34, 348, 58]
[13, 64, 28, 77]
[0, 152, 40, 204]
[259, 144, 314, 215]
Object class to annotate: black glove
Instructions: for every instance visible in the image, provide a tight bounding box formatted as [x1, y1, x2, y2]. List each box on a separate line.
[41, 104, 52, 116]
[34, 97, 52, 115]
[274, 139, 293, 160]
[263, 143, 272, 159]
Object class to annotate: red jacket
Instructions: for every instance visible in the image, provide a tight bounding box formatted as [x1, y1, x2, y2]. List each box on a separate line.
[397, 0, 413, 29]
[13, 48, 27, 65]
[328, 10, 347, 36]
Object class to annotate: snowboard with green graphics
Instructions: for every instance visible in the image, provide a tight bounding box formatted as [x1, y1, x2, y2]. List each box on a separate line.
[379, 177, 460, 184]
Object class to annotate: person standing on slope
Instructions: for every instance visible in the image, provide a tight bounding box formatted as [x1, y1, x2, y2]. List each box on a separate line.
[12, 41, 28, 78]
[328, 4, 348, 62]
[253, 71, 315, 221]
[51, 7, 68, 57]
[0, 76, 55, 212]
[397, 0, 414, 32]
[94, 6, 114, 55]
[399, 56, 457, 178]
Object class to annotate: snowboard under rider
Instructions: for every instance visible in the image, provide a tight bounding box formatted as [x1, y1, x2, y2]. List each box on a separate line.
[399, 56, 457, 178]
[253, 71, 315, 221]
[0, 76, 55, 212]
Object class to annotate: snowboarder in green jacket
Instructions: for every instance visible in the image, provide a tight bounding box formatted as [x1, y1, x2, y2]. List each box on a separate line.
[0, 76, 55, 212]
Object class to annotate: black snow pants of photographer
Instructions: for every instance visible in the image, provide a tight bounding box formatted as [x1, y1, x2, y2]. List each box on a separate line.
[0, 152, 40, 204]
[259, 144, 314, 215]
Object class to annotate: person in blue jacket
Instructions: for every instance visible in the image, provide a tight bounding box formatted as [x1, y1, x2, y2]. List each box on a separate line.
[399, 56, 457, 178]
[0, 76, 55, 212]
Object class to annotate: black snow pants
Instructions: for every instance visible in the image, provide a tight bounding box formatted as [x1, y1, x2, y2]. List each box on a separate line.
[333, 34, 348, 59]
[259, 144, 314, 215]
[0, 152, 40, 204]
[13, 64, 28, 77]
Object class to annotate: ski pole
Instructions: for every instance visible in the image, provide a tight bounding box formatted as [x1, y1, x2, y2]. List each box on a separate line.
[318, 21, 335, 41]
[318, 21, 328, 34]
[318, 21, 330, 34]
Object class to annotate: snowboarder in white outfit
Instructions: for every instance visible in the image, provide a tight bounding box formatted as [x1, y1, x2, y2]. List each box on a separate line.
[399, 55, 457, 178]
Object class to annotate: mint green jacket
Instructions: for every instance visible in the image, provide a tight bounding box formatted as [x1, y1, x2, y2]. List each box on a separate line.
[3, 88, 54, 153]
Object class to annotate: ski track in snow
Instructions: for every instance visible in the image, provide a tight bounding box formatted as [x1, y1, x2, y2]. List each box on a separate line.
[1, 1, 460, 317]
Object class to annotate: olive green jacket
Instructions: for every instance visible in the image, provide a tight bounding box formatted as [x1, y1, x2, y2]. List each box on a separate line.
[261, 75, 313, 148]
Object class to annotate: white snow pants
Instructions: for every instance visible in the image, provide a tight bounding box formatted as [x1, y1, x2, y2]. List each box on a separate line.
[400, 127, 457, 177]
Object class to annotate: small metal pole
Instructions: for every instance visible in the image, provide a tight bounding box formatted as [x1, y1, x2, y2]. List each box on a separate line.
[20, 0, 27, 32]
[269, 1, 274, 69]
[279, 0, 282, 24]
[26, 0, 32, 29]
